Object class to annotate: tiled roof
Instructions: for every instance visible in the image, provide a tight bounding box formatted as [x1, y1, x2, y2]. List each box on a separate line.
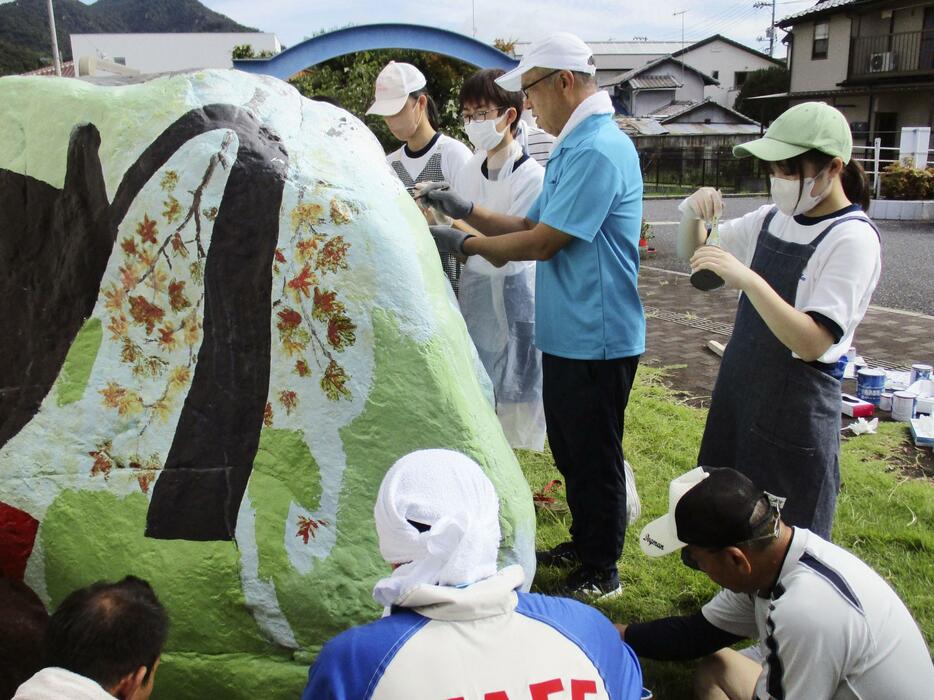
[629, 75, 681, 90]
[20, 61, 76, 78]
[778, 0, 863, 27]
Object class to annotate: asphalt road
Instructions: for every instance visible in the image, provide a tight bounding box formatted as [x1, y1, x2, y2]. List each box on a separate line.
[641, 196, 934, 316]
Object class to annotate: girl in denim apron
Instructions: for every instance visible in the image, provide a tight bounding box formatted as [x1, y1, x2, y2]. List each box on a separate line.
[678, 103, 881, 538]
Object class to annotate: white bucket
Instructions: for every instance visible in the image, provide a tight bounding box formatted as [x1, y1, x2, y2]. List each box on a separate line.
[891, 391, 917, 422]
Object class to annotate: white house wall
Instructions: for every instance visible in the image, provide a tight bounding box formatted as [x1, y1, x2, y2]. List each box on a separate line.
[71, 33, 281, 75]
[680, 40, 780, 108]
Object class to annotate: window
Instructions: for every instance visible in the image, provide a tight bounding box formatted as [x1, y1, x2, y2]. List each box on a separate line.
[114, 57, 126, 65]
[734, 71, 748, 88]
[712, 70, 719, 79]
[812, 21, 829, 59]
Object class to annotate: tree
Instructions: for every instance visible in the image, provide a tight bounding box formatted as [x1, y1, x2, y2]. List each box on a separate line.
[493, 38, 518, 56]
[289, 49, 476, 151]
[231, 44, 274, 60]
[733, 66, 790, 126]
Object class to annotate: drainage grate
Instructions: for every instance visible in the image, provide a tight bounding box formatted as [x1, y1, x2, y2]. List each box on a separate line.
[644, 306, 734, 337]
[645, 306, 915, 373]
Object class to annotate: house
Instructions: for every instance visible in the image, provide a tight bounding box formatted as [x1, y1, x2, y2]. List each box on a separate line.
[618, 99, 762, 148]
[70, 33, 281, 75]
[604, 56, 719, 116]
[777, 0, 934, 150]
[513, 40, 688, 86]
[515, 35, 781, 108]
[670, 35, 785, 108]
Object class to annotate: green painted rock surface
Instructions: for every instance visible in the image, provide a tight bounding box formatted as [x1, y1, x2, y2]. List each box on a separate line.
[0, 70, 535, 699]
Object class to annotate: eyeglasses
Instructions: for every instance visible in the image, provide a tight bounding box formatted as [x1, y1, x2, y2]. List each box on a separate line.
[462, 107, 507, 125]
[521, 70, 561, 99]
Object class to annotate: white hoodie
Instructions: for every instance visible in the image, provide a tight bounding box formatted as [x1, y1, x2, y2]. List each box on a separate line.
[14, 667, 114, 700]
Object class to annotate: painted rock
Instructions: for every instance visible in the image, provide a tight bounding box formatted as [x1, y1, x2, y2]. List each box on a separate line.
[0, 70, 535, 698]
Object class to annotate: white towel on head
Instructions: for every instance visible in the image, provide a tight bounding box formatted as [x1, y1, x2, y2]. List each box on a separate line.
[372, 449, 501, 608]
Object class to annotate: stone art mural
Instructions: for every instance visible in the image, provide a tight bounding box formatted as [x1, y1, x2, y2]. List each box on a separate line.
[0, 70, 535, 698]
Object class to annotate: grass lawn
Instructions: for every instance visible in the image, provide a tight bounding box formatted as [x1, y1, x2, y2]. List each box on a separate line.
[517, 368, 934, 698]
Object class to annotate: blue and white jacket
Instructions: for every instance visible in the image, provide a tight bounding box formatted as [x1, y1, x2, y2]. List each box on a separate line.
[302, 566, 643, 700]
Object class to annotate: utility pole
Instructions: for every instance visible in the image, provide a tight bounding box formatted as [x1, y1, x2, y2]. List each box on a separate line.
[46, 0, 62, 76]
[754, 0, 778, 57]
[673, 9, 686, 95]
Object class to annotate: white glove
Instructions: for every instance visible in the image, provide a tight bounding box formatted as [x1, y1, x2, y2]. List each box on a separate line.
[679, 187, 724, 222]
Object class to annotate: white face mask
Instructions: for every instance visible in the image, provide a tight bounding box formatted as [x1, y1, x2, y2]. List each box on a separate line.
[464, 114, 508, 151]
[770, 169, 832, 216]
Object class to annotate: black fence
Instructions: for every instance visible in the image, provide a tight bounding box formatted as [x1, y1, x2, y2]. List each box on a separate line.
[638, 147, 770, 195]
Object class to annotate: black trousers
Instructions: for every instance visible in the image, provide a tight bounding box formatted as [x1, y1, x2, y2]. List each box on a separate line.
[542, 352, 639, 571]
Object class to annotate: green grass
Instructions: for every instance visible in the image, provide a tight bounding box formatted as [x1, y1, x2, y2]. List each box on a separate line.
[517, 367, 934, 698]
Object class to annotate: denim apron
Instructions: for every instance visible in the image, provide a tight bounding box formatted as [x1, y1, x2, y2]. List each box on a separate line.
[698, 207, 879, 538]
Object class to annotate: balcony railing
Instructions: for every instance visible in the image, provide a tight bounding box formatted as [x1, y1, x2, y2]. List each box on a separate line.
[849, 29, 934, 79]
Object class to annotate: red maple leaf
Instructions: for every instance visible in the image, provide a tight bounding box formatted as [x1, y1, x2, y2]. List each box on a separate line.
[295, 359, 311, 377]
[168, 280, 190, 312]
[296, 516, 329, 544]
[263, 401, 274, 427]
[89, 451, 112, 478]
[274, 248, 287, 264]
[287, 265, 315, 299]
[128, 295, 165, 334]
[276, 308, 302, 331]
[278, 389, 299, 415]
[170, 233, 189, 258]
[136, 215, 158, 244]
[121, 237, 138, 257]
[316, 236, 350, 273]
[312, 287, 345, 321]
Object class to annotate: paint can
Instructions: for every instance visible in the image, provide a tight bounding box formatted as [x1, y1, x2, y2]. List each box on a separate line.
[879, 391, 893, 412]
[891, 391, 917, 422]
[909, 363, 933, 385]
[856, 368, 886, 405]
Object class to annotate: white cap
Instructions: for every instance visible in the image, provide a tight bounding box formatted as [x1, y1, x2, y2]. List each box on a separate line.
[639, 467, 709, 558]
[366, 61, 427, 116]
[495, 32, 596, 92]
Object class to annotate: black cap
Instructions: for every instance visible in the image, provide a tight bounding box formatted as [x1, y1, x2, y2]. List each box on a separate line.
[675, 467, 773, 549]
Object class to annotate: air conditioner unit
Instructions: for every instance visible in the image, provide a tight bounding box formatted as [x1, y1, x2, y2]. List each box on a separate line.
[869, 51, 895, 72]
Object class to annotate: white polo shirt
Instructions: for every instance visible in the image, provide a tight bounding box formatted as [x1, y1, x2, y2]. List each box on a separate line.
[719, 204, 881, 364]
[702, 528, 934, 699]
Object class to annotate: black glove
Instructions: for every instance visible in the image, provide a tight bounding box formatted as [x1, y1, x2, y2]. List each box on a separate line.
[417, 181, 474, 219]
[429, 225, 474, 256]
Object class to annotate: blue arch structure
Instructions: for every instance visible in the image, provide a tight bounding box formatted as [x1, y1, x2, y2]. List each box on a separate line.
[233, 23, 518, 80]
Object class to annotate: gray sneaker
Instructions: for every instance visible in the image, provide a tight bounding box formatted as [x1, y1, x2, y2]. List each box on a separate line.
[562, 565, 622, 600]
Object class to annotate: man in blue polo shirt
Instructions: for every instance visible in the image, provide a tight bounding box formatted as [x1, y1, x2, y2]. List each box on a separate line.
[421, 32, 645, 598]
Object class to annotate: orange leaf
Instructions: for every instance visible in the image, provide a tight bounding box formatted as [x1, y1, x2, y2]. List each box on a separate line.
[128, 295, 165, 335]
[287, 265, 316, 300]
[137, 215, 158, 244]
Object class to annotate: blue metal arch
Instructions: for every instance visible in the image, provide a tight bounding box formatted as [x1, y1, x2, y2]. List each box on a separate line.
[233, 23, 518, 79]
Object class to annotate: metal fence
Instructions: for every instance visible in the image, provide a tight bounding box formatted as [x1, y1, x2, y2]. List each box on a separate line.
[638, 147, 770, 195]
[641, 132, 934, 198]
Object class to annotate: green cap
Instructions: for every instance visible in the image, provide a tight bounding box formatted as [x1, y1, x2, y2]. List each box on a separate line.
[733, 102, 852, 163]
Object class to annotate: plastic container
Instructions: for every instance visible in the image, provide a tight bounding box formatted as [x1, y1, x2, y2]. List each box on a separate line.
[891, 391, 917, 422]
[856, 368, 886, 404]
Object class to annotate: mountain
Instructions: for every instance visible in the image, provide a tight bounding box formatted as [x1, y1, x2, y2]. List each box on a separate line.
[0, 0, 257, 75]
[90, 0, 256, 34]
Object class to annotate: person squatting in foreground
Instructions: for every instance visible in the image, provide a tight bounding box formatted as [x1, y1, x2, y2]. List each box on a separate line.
[301, 448, 644, 700]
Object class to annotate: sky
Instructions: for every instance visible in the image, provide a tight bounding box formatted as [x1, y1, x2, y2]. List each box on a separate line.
[61, 0, 821, 57]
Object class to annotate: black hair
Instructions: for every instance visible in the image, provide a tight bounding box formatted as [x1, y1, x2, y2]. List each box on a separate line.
[774, 149, 871, 212]
[459, 68, 524, 136]
[409, 88, 441, 131]
[0, 579, 49, 699]
[43, 576, 169, 690]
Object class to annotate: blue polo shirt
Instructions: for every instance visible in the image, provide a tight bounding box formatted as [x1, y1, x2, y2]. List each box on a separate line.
[527, 113, 645, 360]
